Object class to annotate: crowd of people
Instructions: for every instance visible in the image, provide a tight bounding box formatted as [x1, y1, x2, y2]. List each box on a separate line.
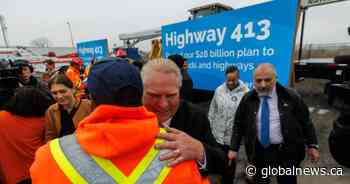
[0, 52, 348, 184]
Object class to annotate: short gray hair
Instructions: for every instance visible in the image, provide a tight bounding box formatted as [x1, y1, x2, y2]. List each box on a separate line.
[141, 58, 182, 87]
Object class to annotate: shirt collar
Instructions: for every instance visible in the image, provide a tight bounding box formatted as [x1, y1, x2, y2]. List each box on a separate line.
[160, 118, 172, 128]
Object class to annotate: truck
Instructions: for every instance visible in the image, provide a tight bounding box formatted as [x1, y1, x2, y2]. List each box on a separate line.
[294, 56, 350, 83]
[294, 28, 350, 107]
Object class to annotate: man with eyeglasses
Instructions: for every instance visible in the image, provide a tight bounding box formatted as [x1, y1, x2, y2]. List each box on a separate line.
[229, 63, 320, 184]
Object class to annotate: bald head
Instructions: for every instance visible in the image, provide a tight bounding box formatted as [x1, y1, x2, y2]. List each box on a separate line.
[253, 63, 277, 95]
[254, 63, 277, 77]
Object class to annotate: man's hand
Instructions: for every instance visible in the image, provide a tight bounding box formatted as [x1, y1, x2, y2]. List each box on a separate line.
[307, 148, 320, 163]
[227, 150, 237, 160]
[155, 127, 205, 167]
[227, 150, 237, 166]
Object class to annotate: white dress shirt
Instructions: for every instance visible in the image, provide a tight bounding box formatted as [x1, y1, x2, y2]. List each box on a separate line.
[256, 86, 284, 144]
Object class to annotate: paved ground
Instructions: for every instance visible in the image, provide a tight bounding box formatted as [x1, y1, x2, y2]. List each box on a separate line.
[293, 79, 350, 184]
[208, 79, 350, 184]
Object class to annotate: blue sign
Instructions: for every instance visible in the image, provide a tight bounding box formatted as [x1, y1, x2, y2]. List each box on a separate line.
[162, 0, 299, 90]
[77, 39, 109, 65]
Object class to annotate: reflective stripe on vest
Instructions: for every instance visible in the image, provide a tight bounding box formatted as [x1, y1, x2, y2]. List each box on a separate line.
[49, 128, 171, 184]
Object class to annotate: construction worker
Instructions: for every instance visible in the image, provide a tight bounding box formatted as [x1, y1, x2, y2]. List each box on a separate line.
[83, 58, 95, 80]
[114, 48, 127, 58]
[44, 59, 56, 78]
[65, 57, 85, 99]
[148, 39, 162, 60]
[30, 58, 209, 184]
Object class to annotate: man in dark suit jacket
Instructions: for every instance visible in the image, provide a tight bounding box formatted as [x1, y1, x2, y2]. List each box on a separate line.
[141, 58, 226, 175]
[230, 63, 320, 184]
[168, 54, 193, 101]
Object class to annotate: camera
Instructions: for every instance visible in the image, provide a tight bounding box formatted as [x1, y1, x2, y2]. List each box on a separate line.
[0, 58, 21, 108]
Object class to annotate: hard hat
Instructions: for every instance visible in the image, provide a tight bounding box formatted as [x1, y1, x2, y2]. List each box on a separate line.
[116, 48, 127, 58]
[71, 57, 83, 66]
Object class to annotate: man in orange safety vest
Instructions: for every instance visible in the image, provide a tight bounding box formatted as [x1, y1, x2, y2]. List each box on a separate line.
[65, 57, 85, 99]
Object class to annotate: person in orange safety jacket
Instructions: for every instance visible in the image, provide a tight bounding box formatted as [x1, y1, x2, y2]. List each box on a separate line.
[65, 57, 85, 99]
[30, 57, 209, 184]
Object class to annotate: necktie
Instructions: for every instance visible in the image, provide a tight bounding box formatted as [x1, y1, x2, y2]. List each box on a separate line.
[260, 96, 270, 148]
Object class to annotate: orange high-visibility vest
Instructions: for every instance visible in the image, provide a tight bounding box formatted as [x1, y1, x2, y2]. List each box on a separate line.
[65, 66, 85, 99]
[49, 129, 172, 184]
[31, 105, 209, 184]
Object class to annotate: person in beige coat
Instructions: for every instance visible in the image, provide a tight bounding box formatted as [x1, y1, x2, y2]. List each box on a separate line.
[45, 74, 93, 142]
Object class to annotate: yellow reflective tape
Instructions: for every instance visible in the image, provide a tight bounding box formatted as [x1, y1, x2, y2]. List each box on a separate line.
[153, 166, 172, 184]
[156, 128, 166, 144]
[159, 128, 166, 134]
[129, 127, 167, 183]
[128, 144, 159, 183]
[91, 128, 168, 184]
[91, 139, 162, 183]
[153, 127, 171, 184]
[49, 139, 88, 184]
[91, 155, 129, 183]
[76, 79, 81, 88]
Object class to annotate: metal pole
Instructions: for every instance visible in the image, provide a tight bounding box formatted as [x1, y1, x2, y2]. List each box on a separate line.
[67, 21, 75, 48]
[0, 15, 10, 47]
[298, 7, 307, 60]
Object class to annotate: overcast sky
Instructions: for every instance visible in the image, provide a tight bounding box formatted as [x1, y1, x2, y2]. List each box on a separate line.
[1, 0, 350, 49]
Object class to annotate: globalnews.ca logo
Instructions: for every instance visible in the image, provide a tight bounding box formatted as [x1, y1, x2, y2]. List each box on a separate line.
[246, 165, 343, 178]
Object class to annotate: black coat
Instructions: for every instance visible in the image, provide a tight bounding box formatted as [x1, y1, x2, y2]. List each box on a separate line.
[18, 76, 47, 89]
[180, 70, 193, 101]
[329, 110, 350, 168]
[230, 83, 318, 163]
[170, 100, 226, 174]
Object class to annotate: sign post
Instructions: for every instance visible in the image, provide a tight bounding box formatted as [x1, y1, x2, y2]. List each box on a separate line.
[162, 0, 300, 90]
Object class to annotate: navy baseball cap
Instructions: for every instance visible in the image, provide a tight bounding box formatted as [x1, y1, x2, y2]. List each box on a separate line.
[87, 57, 142, 104]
